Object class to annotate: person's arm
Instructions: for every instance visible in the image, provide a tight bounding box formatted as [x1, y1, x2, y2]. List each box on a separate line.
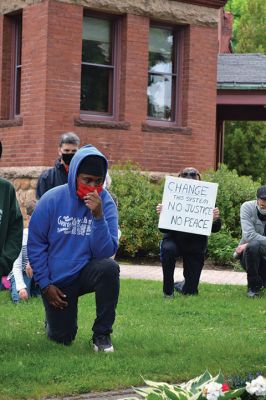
[156, 203, 173, 234]
[13, 230, 28, 294]
[211, 207, 221, 233]
[87, 191, 118, 258]
[14, 252, 29, 301]
[28, 198, 68, 309]
[0, 188, 23, 278]
[240, 202, 266, 244]
[12, 248, 26, 292]
[36, 172, 48, 199]
[27, 200, 51, 289]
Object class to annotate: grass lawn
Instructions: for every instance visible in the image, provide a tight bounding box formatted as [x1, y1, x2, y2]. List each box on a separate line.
[0, 279, 265, 400]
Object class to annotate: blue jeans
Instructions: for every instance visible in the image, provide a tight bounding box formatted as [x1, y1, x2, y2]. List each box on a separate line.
[10, 273, 40, 303]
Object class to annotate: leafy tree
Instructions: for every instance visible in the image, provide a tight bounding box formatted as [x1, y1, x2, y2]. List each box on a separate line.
[225, 0, 265, 53]
[236, 0, 266, 53]
[223, 0, 266, 182]
[224, 0, 247, 50]
[224, 122, 266, 183]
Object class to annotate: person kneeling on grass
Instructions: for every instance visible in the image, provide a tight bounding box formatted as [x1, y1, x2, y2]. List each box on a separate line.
[28, 145, 120, 352]
[8, 200, 40, 303]
[234, 185, 266, 298]
[156, 167, 221, 298]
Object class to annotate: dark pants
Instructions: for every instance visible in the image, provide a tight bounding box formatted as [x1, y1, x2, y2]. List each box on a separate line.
[161, 238, 204, 295]
[240, 241, 266, 291]
[42, 258, 120, 345]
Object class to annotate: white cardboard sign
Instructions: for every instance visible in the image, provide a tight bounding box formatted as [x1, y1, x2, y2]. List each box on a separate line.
[158, 176, 218, 236]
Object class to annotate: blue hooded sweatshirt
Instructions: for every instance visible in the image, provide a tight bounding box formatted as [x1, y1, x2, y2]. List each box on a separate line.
[28, 145, 118, 290]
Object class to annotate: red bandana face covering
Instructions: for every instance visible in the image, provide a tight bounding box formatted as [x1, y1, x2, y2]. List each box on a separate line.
[76, 179, 103, 199]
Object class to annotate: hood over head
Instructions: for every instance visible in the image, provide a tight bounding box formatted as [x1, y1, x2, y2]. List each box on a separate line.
[68, 144, 108, 198]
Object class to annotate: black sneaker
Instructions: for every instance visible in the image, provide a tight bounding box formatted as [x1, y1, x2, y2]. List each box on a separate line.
[174, 281, 198, 295]
[163, 293, 174, 299]
[247, 289, 260, 298]
[92, 334, 114, 353]
[174, 281, 185, 293]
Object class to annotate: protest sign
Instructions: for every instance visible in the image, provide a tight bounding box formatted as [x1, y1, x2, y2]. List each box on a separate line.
[158, 176, 218, 236]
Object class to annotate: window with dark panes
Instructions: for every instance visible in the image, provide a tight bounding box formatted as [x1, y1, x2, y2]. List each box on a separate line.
[148, 26, 179, 122]
[14, 15, 22, 116]
[81, 16, 116, 115]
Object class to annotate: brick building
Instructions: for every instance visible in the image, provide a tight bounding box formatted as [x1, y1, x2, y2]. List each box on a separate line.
[0, 0, 226, 175]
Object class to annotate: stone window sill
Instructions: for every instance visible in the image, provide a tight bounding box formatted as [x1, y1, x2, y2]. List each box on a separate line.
[0, 117, 23, 128]
[74, 118, 130, 130]
[141, 122, 191, 134]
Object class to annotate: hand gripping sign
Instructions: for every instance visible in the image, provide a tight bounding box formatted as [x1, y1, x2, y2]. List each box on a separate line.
[158, 176, 218, 236]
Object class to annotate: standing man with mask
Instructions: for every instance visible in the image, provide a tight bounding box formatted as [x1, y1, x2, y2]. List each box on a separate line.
[36, 132, 80, 199]
[28, 145, 119, 352]
[235, 185, 266, 298]
[0, 141, 23, 280]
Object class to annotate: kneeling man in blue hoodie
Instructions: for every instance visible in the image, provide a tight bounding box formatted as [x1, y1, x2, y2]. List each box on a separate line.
[28, 145, 119, 352]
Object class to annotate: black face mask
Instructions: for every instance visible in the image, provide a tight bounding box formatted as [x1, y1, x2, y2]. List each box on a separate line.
[257, 208, 266, 221]
[61, 153, 75, 165]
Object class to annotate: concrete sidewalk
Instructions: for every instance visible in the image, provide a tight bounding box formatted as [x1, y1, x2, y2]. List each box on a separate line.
[120, 263, 247, 285]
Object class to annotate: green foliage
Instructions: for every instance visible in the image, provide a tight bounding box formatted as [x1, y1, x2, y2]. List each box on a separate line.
[224, 122, 266, 184]
[224, 0, 266, 181]
[225, 0, 266, 54]
[207, 227, 239, 266]
[110, 162, 164, 257]
[125, 370, 254, 400]
[236, 0, 266, 54]
[224, 0, 247, 51]
[203, 164, 260, 238]
[1, 280, 266, 399]
[109, 164, 260, 264]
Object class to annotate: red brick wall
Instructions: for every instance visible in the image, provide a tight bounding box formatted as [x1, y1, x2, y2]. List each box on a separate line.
[0, 0, 219, 173]
[142, 25, 218, 172]
[186, 25, 218, 171]
[44, 0, 83, 161]
[0, 2, 49, 166]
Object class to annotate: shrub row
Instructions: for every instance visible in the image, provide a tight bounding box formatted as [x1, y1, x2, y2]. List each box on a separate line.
[110, 163, 261, 266]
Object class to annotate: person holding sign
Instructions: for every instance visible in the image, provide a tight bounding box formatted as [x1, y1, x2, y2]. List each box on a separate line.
[157, 167, 221, 297]
[234, 185, 266, 298]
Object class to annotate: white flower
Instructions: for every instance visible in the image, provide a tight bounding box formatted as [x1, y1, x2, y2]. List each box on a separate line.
[246, 376, 266, 396]
[203, 382, 224, 400]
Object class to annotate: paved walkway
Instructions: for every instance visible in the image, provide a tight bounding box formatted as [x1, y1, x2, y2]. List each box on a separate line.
[119, 263, 247, 285]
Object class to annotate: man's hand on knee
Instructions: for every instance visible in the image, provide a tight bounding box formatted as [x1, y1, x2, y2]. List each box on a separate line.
[42, 285, 68, 309]
[235, 243, 248, 255]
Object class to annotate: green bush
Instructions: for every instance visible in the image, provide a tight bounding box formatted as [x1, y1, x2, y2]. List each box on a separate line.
[111, 163, 164, 258]
[207, 227, 239, 266]
[203, 164, 260, 238]
[110, 163, 260, 265]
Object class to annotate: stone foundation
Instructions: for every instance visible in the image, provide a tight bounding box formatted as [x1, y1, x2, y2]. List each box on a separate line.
[0, 166, 47, 219]
[0, 166, 168, 217]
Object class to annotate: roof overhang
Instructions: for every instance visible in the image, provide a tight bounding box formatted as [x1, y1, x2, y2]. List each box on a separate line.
[217, 88, 266, 120]
[217, 105, 266, 121]
[217, 83, 266, 90]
